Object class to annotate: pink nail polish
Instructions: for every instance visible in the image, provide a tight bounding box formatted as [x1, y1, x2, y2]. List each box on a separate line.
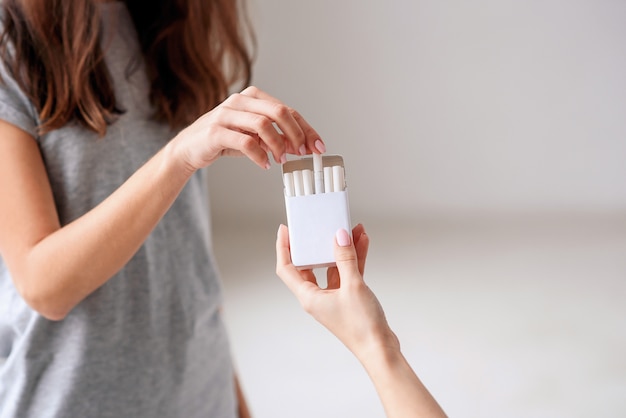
[280, 154, 287, 164]
[298, 144, 307, 155]
[315, 139, 326, 153]
[336, 229, 351, 247]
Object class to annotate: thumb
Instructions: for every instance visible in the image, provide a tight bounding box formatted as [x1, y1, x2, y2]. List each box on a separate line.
[334, 228, 360, 282]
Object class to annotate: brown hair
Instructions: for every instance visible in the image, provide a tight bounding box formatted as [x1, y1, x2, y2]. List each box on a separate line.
[0, 0, 255, 136]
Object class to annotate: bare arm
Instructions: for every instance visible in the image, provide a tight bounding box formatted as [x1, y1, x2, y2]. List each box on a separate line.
[358, 345, 447, 418]
[275, 225, 446, 418]
[0, 86, 324, 320]
[234, 373, 252, 418]
[0, 121, 188, 320]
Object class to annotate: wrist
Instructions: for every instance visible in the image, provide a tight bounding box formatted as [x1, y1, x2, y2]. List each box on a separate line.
[163, 134, 198, 180]
[353, 329, 402, 371]
[357, 339, 409, 393]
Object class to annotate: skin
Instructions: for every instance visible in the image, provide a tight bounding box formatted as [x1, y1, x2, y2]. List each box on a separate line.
[0, 86, 323, 320]
[275, 224, 447, 418]
[0, 85, 324, 417]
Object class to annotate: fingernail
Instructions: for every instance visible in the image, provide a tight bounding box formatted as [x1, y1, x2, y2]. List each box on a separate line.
[315, 139, 326, 153]
[265, 160, 272, 170]
[298, 144, 307, 155]
[336, 229, 351, 247]
[280, 154, 287, 164]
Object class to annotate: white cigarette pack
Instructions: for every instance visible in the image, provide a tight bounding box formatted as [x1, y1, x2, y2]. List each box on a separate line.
[282, 155, 352, 269]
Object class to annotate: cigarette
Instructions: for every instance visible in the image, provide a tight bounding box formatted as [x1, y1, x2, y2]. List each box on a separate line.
[302, 169, 314, 195]
[293, 170, 304, 196]
[324, 166, 333, 193]
[283, 172, 295, 197]
[332, 165, 344, 192]
[313, 153, 324, 194]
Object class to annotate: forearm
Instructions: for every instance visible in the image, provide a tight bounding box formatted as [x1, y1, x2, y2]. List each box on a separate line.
[20, 140, 193, 319]
[359, 345, 447, 418]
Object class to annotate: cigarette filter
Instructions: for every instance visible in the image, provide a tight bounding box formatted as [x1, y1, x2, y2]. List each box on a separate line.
[293, 170, 304, 196]
[323, 166, 334, 193]
[302, 169, 314, 195]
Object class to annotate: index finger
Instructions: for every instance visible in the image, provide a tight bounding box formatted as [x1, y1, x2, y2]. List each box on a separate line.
[276, 223, 294, 271]
[241, 86, 325, 156]
[352, 224, 369, 276]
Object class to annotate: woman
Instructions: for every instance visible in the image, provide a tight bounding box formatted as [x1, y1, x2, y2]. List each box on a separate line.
[0, 0, 324, 416]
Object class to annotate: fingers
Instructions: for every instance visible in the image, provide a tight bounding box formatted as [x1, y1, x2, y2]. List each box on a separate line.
[352, 223, 365, 243]
[289, 108, 326, 156]
[183, 86, 325, 172]
[183, 117, 271, 169]
[352, 224, 369, 276]
[237, 86, 325, 157]
[275, 224, 299, 294]
[275, 224, 317, 296]
[216, 107, 287, 164]
[228, 91, 304, 158]
[326, 267, 340, 290]
[356, 236, 369, 277]
[333, 228, 362, 285]
[212, 126, 272, 170]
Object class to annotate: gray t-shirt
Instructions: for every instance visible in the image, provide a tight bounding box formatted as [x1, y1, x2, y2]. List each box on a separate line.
[0, 3, 237, 417]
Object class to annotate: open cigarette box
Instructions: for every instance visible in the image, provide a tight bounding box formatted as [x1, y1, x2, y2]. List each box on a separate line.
[281, 154, 352, 270]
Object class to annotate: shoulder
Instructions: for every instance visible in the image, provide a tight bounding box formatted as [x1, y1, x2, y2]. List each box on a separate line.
[0, 8, 39, 140]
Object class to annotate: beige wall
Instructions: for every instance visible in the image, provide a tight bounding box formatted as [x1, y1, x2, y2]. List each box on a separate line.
[208, 0, 626, 224]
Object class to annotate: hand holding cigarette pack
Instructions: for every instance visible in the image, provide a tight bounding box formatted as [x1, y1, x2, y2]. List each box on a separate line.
[281, 154, 352, 269]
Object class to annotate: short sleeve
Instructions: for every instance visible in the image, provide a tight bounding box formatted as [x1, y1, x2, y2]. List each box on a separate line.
[0, 48, 39, 139]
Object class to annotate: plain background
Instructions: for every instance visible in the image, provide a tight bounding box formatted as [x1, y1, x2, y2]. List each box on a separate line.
[208, 0, 626, 222]
[206, 1, 626, 417]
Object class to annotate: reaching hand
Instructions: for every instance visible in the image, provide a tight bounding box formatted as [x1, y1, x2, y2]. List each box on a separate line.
[275, 224, 399, 360]
[171, 86, 326, 172]
[275, 224, 447, 418]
